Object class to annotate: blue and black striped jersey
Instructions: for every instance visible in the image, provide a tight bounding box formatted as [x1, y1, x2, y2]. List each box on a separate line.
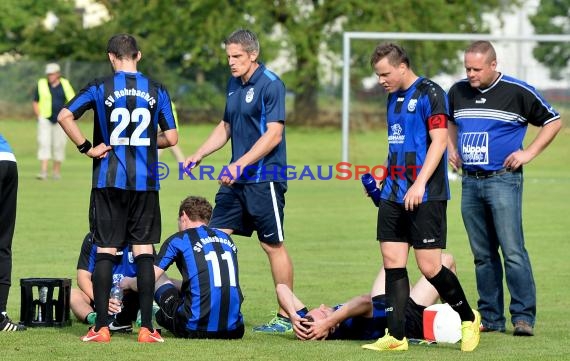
[449, 73, 560, 172]
[65, 71, 176, 190]
[156, 226, 243, 333]
[76, 233, 137, 282]
[380, 77, 450, 203]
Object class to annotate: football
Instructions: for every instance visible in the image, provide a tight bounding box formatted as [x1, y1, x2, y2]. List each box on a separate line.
[423, 303, 462, 343]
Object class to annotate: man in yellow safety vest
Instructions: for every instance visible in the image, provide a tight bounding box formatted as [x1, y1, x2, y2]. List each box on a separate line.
[32, 63, 75, 180]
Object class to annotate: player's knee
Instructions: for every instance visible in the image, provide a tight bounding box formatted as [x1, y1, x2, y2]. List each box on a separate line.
[70, 289, 83, 305]
[441, 253, 456, 273]
[260, 241, 286, 255]
[418, 262, 441, 279]
[95, 252, 118, 264]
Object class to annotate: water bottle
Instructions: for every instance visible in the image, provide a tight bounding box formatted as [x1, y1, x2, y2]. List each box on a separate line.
[110, 283, 123, 315]
[110, 283, 123, 301]
[361, 173, 381, 207]
[37, 286, 48, 322]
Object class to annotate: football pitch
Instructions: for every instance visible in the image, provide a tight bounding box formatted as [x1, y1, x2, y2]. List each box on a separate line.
[0, 119, 568, 360]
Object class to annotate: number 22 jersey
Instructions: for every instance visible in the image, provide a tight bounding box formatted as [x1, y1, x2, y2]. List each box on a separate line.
[65, 71, 177, 191]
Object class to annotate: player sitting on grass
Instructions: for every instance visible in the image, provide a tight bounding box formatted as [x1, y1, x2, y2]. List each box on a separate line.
[278, 253, 459, 343]
[70, 233, 141, 333]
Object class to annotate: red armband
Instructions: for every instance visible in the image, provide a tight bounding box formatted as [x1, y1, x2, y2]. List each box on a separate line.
[427, 114, 448, 130]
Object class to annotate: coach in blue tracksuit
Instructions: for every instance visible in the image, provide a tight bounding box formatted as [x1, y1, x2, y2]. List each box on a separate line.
[0, 134, 25, 331]
[184, 29, 301, 333]
[448, 40, 562, 337]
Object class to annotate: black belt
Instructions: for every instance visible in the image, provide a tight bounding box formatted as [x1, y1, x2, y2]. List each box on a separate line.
[463, 167, 520, 179]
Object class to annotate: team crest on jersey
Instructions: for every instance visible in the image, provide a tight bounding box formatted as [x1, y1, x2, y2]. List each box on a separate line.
[407, 99, 418, 112]
[245, 88, 255, 103]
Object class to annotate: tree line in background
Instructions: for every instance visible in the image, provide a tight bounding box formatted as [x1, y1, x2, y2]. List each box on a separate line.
[0, 0, 567, 125]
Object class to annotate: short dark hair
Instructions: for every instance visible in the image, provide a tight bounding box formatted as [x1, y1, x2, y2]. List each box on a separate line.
[179, 196, 212, 223]
[465, 40, 497, 63]
[107, 34, 140, 60]
[370, 42, 410, 68]
[300, 315, 314, 330]
[224, 29, 260, 55]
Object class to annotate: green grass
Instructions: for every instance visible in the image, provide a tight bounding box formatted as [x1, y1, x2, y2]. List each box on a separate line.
[0, 119, 569, 360]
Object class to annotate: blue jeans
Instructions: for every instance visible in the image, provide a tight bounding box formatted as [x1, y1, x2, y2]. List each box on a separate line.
[461, 171, 536, 330]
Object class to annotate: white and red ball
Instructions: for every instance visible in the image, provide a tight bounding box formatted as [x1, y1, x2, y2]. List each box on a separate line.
[423, 303, 462, 343]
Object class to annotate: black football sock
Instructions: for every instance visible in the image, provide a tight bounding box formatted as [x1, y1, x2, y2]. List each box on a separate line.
[135, 254, 155, 331]
[427, 266, 474, 322]
[93, 253, 115, 331]
[0, 284, 9, 312]
[385, 268, 409, 340]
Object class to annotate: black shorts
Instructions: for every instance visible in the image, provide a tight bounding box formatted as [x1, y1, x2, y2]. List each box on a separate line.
[405, 298, 426, 339]
[209, 182, 286, 244]
[154, 284, 244, 339]
[89, 188, 161, 248]
[377, 200, 447, 249]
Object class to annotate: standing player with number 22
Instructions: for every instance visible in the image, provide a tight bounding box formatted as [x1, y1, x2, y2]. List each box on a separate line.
[58, 33, 178, 343]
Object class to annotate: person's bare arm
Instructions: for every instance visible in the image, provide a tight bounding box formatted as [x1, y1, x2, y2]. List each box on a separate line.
[276, 283, 309, 339]
[448, 121, 462, 171]
[157, 128, 178, 149]
[120, 266, 166, 292]
[276, 284, 303, 318]
[76, 270, 93, 301]
[504, 119, 562, 170]
[183, 120, 231, 169]
[306, 295, 372, 340]
[57, 108, 112, 158]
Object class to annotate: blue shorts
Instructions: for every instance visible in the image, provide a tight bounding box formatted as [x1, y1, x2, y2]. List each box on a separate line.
[376, 199, 447, 249]
[209, 182, 286, 244]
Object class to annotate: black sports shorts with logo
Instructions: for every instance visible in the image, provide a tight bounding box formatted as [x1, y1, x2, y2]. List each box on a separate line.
[377, 199, 447, 249]
[89, 188, 161, 248]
